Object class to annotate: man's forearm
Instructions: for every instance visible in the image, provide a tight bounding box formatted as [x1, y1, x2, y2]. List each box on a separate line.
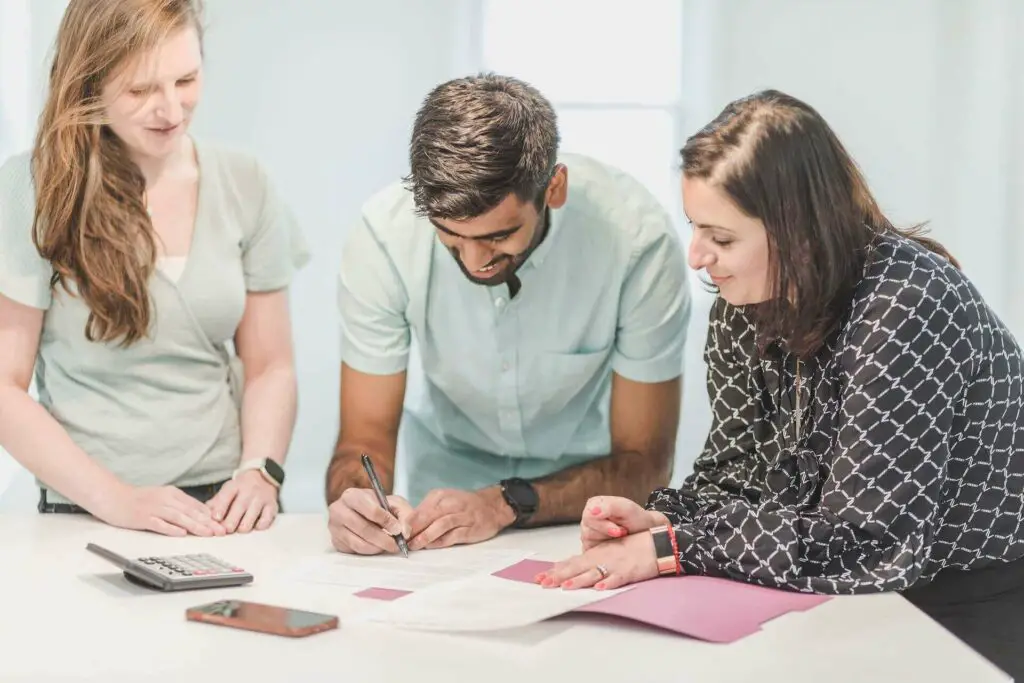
[325, 446, 394, 505]
[521, 449, 672, 526]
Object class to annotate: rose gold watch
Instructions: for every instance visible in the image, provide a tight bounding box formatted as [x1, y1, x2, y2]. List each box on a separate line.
[649, 524, 682, 576]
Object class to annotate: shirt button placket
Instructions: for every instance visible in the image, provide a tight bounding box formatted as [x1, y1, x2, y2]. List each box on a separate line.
[493, 292, 523, 453]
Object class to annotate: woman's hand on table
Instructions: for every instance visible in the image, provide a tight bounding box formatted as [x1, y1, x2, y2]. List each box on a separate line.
[580, 495, 669, 550]
[536, 530, 660, 591]
[100, 485, 227, 537]
[206, 471, 279, 533]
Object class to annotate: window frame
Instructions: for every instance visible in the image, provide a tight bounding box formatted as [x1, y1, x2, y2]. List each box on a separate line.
[473, 0, 689, 224]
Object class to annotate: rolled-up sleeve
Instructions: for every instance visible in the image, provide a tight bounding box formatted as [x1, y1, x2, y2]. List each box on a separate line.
[611, 227, 691, 383]
[0, 154, 53, 310]
[337, 215, 410, 375]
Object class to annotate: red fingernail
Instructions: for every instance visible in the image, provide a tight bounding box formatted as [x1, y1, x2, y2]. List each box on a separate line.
[590, 506, 601, 515]
[562, 580, 573, 588]
[596, 582, 606, 590]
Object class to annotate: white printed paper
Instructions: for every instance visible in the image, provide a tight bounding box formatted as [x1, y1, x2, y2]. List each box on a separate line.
[288, 546, 531, 591]
[361, 573, 633, 632]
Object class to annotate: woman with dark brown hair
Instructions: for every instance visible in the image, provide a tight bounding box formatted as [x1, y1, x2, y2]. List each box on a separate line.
[0, 0, 308, 535]
[541, 90, 1024, 677]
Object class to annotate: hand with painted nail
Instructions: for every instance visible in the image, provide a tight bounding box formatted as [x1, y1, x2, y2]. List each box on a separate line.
[580, 495, 669, 550]
[535, 531, 660, 591]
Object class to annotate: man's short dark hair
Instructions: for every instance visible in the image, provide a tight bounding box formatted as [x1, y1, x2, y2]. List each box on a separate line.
[405, 73, 560, 219]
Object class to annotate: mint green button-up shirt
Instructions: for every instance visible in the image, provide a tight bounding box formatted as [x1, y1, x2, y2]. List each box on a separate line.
[338, 153, 691, 504]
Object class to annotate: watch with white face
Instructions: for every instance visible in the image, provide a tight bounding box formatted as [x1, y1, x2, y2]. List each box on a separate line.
[232, 458, 285, 489]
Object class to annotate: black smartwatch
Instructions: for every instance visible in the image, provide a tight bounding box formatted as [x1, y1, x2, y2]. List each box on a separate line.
[499, 477, 538, 528]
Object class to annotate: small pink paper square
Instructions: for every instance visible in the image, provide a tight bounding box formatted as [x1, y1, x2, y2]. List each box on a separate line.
[355, 587, 412, 601]
[492, 559, 554, 583]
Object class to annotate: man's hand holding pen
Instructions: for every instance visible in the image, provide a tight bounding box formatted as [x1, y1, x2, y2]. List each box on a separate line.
[328, 485, 515, 556]
[327, 487, 414, 556]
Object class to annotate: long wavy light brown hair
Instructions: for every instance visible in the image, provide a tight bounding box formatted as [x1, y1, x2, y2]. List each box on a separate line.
[31, 0, 203, 346]
[681, 89, 959, 358]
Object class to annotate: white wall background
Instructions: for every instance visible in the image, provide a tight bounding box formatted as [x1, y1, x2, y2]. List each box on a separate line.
[0, 0, 1021, 512]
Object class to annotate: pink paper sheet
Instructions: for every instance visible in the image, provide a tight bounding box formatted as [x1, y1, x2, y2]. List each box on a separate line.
[493, 559, 830, 643]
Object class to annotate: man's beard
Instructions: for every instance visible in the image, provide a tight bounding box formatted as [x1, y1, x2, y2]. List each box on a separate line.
[452, 251, 517, 287]
[450, 207, 549, 288]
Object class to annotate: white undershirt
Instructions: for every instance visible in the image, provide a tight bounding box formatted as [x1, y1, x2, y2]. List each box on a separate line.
[157, 255, 188, 283]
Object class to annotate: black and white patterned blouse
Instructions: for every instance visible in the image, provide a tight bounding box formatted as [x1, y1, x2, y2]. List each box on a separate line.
[648, 232, 1024, 594]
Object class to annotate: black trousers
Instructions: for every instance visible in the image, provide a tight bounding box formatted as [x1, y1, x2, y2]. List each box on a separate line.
[37, 481, 228, 513]
[902, 557, 1024, 681]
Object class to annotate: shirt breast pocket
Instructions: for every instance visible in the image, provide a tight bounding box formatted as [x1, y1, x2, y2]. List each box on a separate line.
[525, 346, 613, 420]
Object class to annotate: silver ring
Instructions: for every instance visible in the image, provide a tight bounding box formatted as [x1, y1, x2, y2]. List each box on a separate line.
[595, 564, 609, 579]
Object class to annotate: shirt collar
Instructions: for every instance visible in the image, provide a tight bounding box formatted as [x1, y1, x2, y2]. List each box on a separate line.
[518, 201, 564, 273]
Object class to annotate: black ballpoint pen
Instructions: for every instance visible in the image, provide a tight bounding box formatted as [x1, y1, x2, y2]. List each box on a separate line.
[360, 453, 410, 558]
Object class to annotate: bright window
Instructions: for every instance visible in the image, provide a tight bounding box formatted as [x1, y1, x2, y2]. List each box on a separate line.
[480, 0, 685, 215]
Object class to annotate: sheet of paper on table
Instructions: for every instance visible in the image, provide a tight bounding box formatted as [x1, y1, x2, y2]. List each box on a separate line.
[287, 545, 532, 591]
[359, 572, 634, 632]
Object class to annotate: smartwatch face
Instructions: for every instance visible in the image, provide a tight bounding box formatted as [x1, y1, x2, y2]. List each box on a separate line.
[508, 479, 537, 512]
[264, 459, 285, 485]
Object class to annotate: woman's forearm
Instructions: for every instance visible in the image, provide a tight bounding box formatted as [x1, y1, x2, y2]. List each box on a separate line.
[238, 363, 297, 466]
[0, 386, 127, 513]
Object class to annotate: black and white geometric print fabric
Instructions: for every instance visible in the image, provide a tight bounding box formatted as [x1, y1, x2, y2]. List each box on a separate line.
[648, 232, 1024, 594]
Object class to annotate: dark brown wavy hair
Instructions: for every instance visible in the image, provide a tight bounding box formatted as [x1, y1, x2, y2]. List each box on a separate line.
[681, 89, 959, 358]
[406, 73, 560, 219]
[31, 0, 203, 346]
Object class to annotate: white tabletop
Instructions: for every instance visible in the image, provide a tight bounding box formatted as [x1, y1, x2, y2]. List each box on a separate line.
[0, 513, 1009, 683]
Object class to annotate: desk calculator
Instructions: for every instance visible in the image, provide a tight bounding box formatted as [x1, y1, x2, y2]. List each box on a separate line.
[86, 543, 254, 592]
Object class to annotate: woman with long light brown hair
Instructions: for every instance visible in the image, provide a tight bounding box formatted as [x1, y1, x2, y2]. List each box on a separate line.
[0, 0, 308, 535]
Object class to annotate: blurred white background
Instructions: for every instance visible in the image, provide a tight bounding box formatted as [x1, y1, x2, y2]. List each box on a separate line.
[1, 0, 1021, 512]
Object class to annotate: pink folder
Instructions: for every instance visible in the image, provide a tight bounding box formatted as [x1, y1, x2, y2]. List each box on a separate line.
[492, 559, 830, 643]
[356, 559, 830, 644]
